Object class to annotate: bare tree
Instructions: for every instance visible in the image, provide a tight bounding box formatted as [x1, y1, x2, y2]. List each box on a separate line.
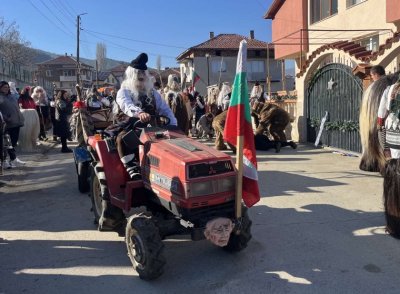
[96, 42, 107, 71]
[0, 17, 34, 65]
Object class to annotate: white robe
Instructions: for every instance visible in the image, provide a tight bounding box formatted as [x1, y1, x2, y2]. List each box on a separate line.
[378, 84, 400, 158]
[116, 88, 177, 126]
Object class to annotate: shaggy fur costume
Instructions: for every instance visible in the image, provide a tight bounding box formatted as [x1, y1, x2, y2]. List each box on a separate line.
[165, 75, 189, 135]
[18, 109, 40, 152]
[253, 103, 290, 142]
[383, 159, 400, 239]
[359, 73, 399, 173]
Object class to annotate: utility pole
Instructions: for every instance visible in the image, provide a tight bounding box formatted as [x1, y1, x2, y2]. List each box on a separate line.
[76, 13, 87, 86]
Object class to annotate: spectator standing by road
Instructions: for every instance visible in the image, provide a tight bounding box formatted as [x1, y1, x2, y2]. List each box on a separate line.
[54, 90, 72, 153]
[0, 81, 25, 168]
[32, 86, 50, 141]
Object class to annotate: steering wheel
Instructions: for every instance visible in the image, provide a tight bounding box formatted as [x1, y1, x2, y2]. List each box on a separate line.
[132, 115, 170, 130]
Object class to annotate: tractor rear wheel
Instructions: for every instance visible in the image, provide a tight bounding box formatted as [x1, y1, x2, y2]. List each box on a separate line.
[125, 213, 166, 280]
[223, 207, 252, 252]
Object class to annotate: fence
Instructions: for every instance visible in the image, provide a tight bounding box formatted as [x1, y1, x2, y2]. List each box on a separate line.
[0, 55, 53, 95]
[270, 98, 297, 140]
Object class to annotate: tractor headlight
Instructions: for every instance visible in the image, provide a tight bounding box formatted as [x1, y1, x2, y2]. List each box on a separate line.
[189, 182, 213, 197]
[188, 176, 235, 197]
[219, 177, 235, 192]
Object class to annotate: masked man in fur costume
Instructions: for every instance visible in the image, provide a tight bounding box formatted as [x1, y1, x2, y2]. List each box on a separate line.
[217, 83, 231, 113]
[250, 82, 268, 107]
[376, 75, 400, 238]
[359, 71, 399, 173]
[165, 74, 189, 135]
[253, 103, 291, 143]
[100, 53, 177, 231]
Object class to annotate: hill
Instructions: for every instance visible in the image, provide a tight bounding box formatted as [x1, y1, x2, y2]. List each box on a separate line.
[30, 48, 127, 70]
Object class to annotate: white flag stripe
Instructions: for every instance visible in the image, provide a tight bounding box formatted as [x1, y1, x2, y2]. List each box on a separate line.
[236, 40, 247, 73]
[243, 156, 258, 181]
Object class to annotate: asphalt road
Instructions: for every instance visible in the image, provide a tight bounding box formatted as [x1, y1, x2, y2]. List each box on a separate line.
[1, 141, 399, 294]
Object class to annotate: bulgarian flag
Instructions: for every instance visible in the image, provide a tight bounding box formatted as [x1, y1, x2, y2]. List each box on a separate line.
[224, 40, 260, 209]
[192, 70, 201, 87]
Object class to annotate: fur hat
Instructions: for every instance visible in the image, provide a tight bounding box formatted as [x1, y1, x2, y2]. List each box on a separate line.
[0, 81, 9, 88]
[168, 74, 179, 86]
[130, 53, 148, 70]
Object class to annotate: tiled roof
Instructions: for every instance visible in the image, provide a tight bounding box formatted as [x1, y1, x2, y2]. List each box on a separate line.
[177, 34, 273, 60]
[37, 55, 92, 68]
[264, 0, 285, 19]
[297, 31, 400, 78]
[97, 71, 111, 81]
[109, 64, 128, 73]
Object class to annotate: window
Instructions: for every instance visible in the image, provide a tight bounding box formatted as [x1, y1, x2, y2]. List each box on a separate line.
[359, 35, 379, 52]
[63, 70, 74, 76]
[45, 70, 52, 77]
[347, 0, 366, 7]
[211, 60, 226, 73]
[311, 0, 338, 23]
[247, 60, 265, 81]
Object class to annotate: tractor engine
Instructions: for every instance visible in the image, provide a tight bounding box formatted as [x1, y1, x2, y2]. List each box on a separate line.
[139, 127, 237, 225]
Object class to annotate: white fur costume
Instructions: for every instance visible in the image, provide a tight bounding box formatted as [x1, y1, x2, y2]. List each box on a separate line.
[18, 109, 40, 152]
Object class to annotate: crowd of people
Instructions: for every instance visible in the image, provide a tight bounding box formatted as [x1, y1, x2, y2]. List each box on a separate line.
[0, 81, 88, 169]
[92, 52, 297, 230]
[0, 53, 297, 172]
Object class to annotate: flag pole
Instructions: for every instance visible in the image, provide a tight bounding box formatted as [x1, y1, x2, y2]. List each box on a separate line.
[235, 135, 243, 219]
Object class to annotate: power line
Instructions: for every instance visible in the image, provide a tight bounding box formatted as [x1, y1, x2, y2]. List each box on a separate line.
[62, 0, 78, 17]
[38, 0, 74, 34]
[83, 29, 187, 49]
[83, 30, 177, 60]
[48, 0, 75, 25]
[54, 0, 76, 19]
[28, 0, 74, 38]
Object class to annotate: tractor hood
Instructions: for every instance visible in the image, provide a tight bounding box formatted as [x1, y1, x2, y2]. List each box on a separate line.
[157, 137, 230, 162]
[139, 127, 231, 163]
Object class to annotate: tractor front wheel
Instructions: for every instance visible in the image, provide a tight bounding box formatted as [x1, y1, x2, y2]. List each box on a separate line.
[90, 166, 103, 223]
[125, 213, 166, 280]
[223, 207, 252, 252]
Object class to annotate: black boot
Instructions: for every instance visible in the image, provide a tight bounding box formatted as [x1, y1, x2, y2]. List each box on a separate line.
[121, 154, 141, 180]
[275, 142, 282, 153]
[99, 200, 125, 231]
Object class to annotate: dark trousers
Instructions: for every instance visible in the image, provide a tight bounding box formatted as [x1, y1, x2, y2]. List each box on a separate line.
[6, 126, 20, 161]
[37, 105, 50, 139]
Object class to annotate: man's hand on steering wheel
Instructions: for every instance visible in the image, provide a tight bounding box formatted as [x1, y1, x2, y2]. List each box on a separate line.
[138, 112, 151, 122]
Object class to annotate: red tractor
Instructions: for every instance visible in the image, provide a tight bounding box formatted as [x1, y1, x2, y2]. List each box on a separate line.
[75, 117, 252, 280]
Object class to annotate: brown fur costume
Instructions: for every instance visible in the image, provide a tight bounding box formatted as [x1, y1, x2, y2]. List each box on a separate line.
[383, 159, 400, 239]
[254, 103, 290, 142]
[359, 73, 399, 173]
[166, 91, 189, 135]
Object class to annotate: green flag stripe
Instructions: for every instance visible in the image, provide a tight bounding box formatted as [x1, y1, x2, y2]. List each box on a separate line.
[229, 72, 251, 123]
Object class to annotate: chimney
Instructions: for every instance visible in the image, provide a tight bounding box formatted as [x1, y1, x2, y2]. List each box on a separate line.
[209, 31, 214, 39]
[250, 30, 255, 39]
[65, 53, 68, 56]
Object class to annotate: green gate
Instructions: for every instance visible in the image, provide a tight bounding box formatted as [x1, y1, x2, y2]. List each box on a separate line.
[307, 63, 363, 153]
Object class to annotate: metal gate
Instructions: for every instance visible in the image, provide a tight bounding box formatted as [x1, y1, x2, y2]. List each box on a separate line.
[307, 63, 363, 153]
